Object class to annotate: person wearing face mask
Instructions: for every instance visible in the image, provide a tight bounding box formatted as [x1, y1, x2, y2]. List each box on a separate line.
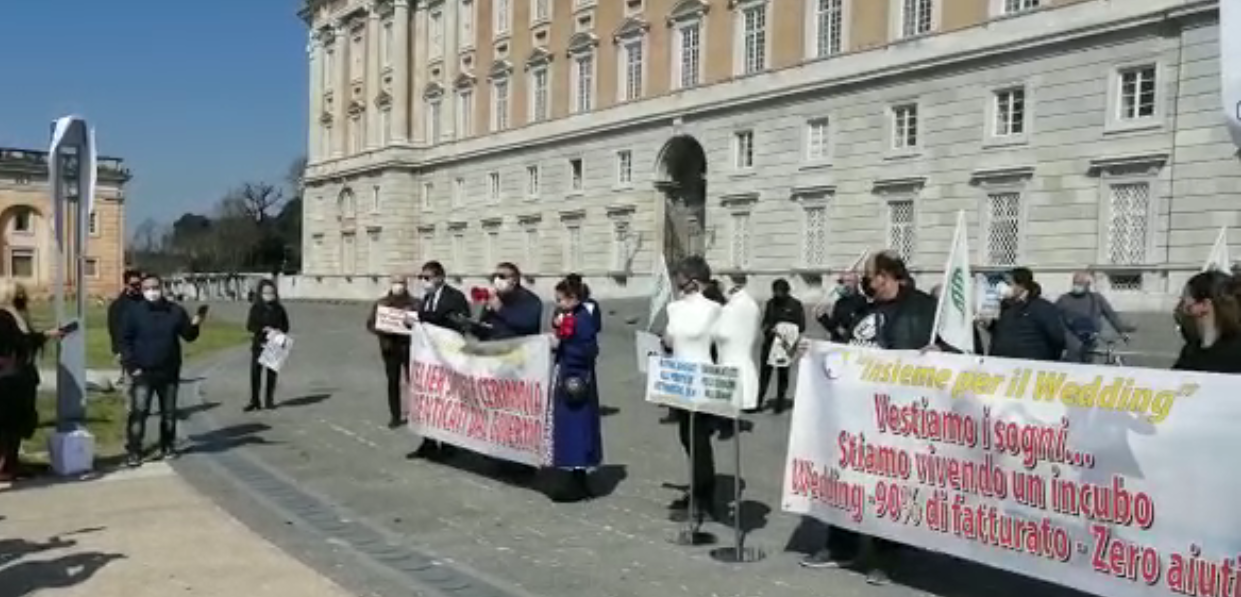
[244, 279, 290, 411]
[108, 269, 144, 371]
[0, 281, 66, 481]
[1172, 271, 1241, 373]
[565, 274, 602, 332]
[815, 271, 870, 343]
[546, 275, 603, 502]
[120, 274, 205, 466]
[367, 274, 421, 428]
[415, 261, 470, 333]
[475, 262, 543, 341]
[758, 279, 804, 414]
[1055, 271, 1134, 363]
[986, 268, 1066, 362]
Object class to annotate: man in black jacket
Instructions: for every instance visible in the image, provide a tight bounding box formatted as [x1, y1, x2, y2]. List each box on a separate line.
[416, 261, 470, 333]
[120, 273, 204, 466]
[802, 252, 935, 586]
[757, 278, 804, 414]
[367, 275, 420, 428]
[817, 271, 869, 343]
[987, 267, 1065, 361]
[108, 269, 143, 368]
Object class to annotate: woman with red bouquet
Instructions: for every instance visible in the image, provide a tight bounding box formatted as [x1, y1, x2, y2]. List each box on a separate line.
[548, 275, 603, 503]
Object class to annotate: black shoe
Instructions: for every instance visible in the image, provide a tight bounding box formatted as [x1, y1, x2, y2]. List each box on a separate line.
[668, 494, 690, 511]
[243, 403, 261, 412]
[125, 452, 143, 468]
[668, 501, 721, 524]
[658, 410, 678, 424]
[387, 417, 405, 429]
[550, 470, 592, 503]
[771, 399, 787, 415]
[742, 406, 762, 415]
[800, 549, 852, 569]
[410, 442, 440, 459]
[264, 399, 276, 410]
[865, 568, 891, 586]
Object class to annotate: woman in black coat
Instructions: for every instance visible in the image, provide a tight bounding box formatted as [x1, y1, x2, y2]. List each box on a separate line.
[0, 281, 62, 480]
[245, 279, 290, 411]
[1172, 271, 1241, 373]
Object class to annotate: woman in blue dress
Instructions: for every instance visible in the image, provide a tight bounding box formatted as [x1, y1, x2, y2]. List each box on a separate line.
[549, 275, 603, 503]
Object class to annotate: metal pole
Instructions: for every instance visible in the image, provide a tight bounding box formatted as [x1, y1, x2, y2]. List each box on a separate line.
[710, 411, 765, 563]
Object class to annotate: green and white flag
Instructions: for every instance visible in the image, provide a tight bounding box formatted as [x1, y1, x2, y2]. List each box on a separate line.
[1203, 226, 1231, 272]
[647, 249, 673, 330]
[930, 211, 974, 353]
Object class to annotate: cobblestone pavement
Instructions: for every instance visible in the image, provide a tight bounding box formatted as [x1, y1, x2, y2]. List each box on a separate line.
[173, 299, 1178, 597]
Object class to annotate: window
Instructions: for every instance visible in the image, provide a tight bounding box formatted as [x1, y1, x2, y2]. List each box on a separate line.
[324, 49, 336, 92]
[1107, 182, 1150, 265]
[531, 0, 550, 23]
[494, 0, 510, 36]
[451, 232, 465, 271]
[483, 229, 498, 267]
[1118, 66, 1157, 121]
[12, 208, 32, 233]
[367, 230, 383, 274]
[526, 165, 541, 198]
[88, 211, 99, 235]
[340, 232, 357, 275]
[1003, 0, 1039, 14]
[565, 224, 583, 271]
[891, 104, 919, 150]
[611, 220, 631, 271]
[674, 21, 701, 89]
[457, 89, 474, 137]
[421, 182, 434, 211]
[806, 118, 830, 161]
[523, 226, 540, 271]
[351, 34, 364, 79]
[380, 109, 392, 144]
[887, 200, 915, 262]
[740, 3, 767, 75]
[569, 158, 584, 192]
[382, 21, 394, 67]
[986, 192, 1021, 266]
[901, 0, 933, 38]
[729, 212, 752, 268]
[460, 0, 475, 49]
[734, 130, 754, 169]
[85, 258, 99, 279]
[8, 249, 33, 278]
[492, 79, 510, 131]
[322, 124, 334, 157]
[803, 206, 827, 266]
[452, 177, 466, 207]
[616, 150, 633, 185]
[489, 171, 502, 202]
[813, 0, 844, 58]
[418, 231, 435, 262]
[621, 39, 644, 101]
[349, 116, 364, 153]
[429, 9, 445, 59]
[530, 67, 550, 122]
[427, 99, 443, 143]
[572, 54, 594, 113]
[993, 88, 1025, 137]
[371, 185, 382, 213]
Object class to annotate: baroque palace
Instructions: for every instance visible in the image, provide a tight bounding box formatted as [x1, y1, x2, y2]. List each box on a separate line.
[298, 0, 1236, 308]
[0, 148, 129, 298]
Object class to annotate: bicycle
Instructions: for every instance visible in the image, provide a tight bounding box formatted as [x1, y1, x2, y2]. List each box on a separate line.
[1086, 335, 1128, 367]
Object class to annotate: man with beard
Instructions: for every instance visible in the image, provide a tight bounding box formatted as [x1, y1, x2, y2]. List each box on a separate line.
[108, 269, 144, 380]
[801, 251, 935, 586]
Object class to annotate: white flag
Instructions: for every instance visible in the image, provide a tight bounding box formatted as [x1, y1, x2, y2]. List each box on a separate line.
[929, 211, 974, 353]
[1203, 226, 1231, 273]
[647, 250, 673, 330]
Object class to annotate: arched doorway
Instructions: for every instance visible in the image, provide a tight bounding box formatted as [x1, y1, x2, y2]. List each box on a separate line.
[654, 135, 708, 266]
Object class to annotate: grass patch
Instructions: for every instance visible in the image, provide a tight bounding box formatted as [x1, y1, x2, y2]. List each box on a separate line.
[26, 391, 129, 463]
[27, 301, 249, 370]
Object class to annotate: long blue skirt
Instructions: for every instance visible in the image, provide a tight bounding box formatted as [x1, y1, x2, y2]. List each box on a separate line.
[550, 373, 603, 468]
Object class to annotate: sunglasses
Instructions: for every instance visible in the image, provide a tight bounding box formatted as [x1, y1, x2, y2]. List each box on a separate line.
[492, 273, 512, 280]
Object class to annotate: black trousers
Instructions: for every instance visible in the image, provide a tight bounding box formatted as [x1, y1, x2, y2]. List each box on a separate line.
[676, 410, 715, 505]
[127, 373, 179, 454]
[826, 526, 898, 567]
[249, 348, 278, 406]
[758, 336, 791, 405]
[382, 345, 410, 421]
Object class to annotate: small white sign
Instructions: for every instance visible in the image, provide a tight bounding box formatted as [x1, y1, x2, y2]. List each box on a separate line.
[258, 332, 293, 372]
[634, 331, 664, 374]
[644, 356, 742, 419]
[376, 306, 416, 335]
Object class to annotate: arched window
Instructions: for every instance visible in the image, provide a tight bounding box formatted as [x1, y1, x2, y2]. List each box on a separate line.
[337, 188, 357, 221]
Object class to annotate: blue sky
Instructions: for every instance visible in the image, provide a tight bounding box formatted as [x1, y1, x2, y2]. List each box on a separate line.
[0, 0, 307, 229]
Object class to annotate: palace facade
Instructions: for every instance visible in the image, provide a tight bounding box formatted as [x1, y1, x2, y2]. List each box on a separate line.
[298, 0, 1236, 309]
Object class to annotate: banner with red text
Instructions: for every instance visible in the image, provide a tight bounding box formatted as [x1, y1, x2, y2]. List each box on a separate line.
[409, 324, 553, 466]
[783, 342, 1241, 597]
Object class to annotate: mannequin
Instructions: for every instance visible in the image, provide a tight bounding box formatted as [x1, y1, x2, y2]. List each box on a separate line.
[713, 283, 761, 412]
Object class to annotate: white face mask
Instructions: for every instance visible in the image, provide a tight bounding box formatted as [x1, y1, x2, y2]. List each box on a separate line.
[390, 283, 407, 295]
[143, 289, 162, 302]
[493, 277, 513, 293]
[422, 280, 438, 294]
[995, 282, 1013, 300]
[261, 293, 276, 302]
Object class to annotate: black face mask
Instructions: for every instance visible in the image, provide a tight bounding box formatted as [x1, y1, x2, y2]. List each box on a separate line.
[13, 295, 27, 311]
[860, 276, 874, 299]
[1175, 309, 1200, 345]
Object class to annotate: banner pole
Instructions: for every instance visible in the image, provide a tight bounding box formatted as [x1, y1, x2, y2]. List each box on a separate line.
[710, 415, 765, 563]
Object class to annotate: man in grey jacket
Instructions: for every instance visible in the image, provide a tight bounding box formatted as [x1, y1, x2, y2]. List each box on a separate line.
[1055, 271, 1135, 363]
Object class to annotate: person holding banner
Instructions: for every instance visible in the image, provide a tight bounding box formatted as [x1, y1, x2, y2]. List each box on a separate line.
[985, 267, 1065, 362]
[1172, 270, 1241, 373]
[547, 276, 603, 502]
[366, 275, 420, 428]
[416, 261, 470, 333]
[244, 279, 290, 411]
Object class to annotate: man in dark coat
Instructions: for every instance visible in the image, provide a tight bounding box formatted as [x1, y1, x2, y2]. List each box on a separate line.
[817, 271, 869, 343]
[475, 262, 543, 340]
[366, 275, 420, 428]
[987, 267, 1065, 362]
[108, 269, 143, 367]
[416, 260, 470, 333]
[757, 278, 805, 413]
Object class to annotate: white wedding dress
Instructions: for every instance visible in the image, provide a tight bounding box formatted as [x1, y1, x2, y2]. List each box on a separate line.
[713, 288, 762, 411]
[664, 292, 721, 364]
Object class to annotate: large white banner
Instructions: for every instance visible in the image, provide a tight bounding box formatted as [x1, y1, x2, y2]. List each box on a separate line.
[783, 341, 1240, 597]
[408, 324, 554, 466]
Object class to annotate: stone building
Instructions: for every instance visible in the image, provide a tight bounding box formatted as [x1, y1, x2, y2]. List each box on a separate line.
[298, 0, 1237, 309]
[0, 148, 130, 298]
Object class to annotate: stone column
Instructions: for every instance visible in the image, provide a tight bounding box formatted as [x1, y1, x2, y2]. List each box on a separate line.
[392, 0, 411, 143]
[307, 30, 322, 161]
[365, 7, 381, 150]
[333, 22, 349, 157]
[411, 1, 428, 144]
[443, 0, 458, 139]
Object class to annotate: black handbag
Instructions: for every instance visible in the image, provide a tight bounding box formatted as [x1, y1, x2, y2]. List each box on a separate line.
[558, 371, 592, 406]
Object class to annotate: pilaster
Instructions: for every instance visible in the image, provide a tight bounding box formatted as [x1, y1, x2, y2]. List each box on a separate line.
[411, 1, 428, 144]
[307, 30, 322, 161]
[365, 7, 382, 149]
[393, 0, 412, 143]
[443, 0, 459, 140]
[333, 21, 349, 157]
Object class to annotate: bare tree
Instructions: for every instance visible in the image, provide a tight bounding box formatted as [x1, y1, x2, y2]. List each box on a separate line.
[132, 217, 160, 252]
[227, 182, 284, 224]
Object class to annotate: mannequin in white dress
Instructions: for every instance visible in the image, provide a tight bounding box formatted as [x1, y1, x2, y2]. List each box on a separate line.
[713, 284, 762, 412]
[660, 256, 724, 522]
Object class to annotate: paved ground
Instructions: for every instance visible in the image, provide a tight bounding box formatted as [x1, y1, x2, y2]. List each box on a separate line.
[161, 298, 1179, 597]
[0, 462, 357, 597]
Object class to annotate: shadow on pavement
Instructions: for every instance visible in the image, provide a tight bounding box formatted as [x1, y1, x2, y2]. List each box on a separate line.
[599, 405, 621, 417]
[276, 393, 333, 409]
[178, 401, 221, 419]
[587, 464, 627, 498]
[0, 550, 126, 597]
[182, 422, 277, 456]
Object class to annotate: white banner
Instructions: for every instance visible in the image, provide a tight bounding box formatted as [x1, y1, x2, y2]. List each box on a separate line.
[645, 356, 741, 419]
[375, 305, 415, 335]
[258, 332, 293, 372]
[783, 341, 1240, 597]
[408, 323, 554, 466]
[648, 250, 673, 330]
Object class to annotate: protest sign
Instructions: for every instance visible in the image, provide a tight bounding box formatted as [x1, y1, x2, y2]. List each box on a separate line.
[375, 305, 415, 335]
[645, 356, 741, 418]
[258, 332, 293, 372]
[408, 323, 554, 466]
[634, 331, 664, 374]
[783, 341, 1240, 597]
